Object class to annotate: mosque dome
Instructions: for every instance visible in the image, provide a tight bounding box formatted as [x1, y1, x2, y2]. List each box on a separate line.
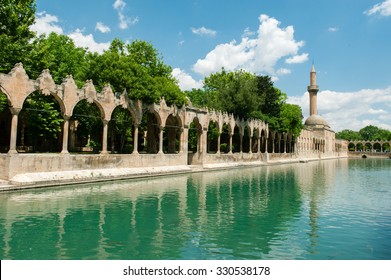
[304, 114, 330, 128]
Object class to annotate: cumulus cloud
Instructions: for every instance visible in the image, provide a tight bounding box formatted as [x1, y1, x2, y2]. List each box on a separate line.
[288, 87, 391, 131]
[172, 68, 203, 91]
[68, 29, 111, 54]
[364, 0, 391, 16]
[30, 12, 64, 35]
[285, 53, 309, 64]
[193, 14, 308, 77]
[30, 12, 111, 54]
[113, 0, 139, 29]
[191, 27, 217, 37]
[95, 22, 111, 33]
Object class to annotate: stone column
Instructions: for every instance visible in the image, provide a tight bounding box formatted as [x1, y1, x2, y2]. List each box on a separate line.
[61, 115, 71, 154]
[229, 134, 233, 154]
[158, 126, 164, 154]
[217, 133, 221, 154]
[133, 125, 139, 154]
[101, 120, 109, 154]
[257, 137, 261, 154]
[8, 107, 21, 154]
[249, 136, 253, 154]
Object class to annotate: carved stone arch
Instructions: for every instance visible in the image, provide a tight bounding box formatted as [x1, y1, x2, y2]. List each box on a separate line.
[1, 63, 35, 109]
[36, 70, 66, 116]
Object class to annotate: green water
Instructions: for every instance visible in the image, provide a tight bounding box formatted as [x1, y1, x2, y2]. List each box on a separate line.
[0, 158, 390, 260]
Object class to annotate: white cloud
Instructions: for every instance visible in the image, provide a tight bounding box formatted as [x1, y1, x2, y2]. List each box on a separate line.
[113, 0, 138, 29]
[276, 68, 291, 75]
[68, 29, 111, 54]
[328, 27, 339, 32]
[365, 0, 391, 16]
[95, 22, 111, 33]
[191, 27, 217, 37]
[285, 53, 309, 64]
[288, 87, 391, 131]
[113, 0, 126, 10]
[30, 12, 64, 35]
[172, 68, 203, 91]
[193, 14, 307, 77]
[30, 12, 111, 54]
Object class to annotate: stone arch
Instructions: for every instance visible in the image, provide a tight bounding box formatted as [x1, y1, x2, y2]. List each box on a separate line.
[267, 131, 275, 153]
[364, 142, 372, 152]
[382, 142, 390, 152]
[109, 106, 134, 154]
[252, 128, 260, 153]
[242, 125, 251, 153]
[139, 110, 161, 154]
[188, 117, 202, 153]
[260, 129, 267, 153]
[164, 113, 182, 154]
[69, 99, 103, 153]
[232, 125, 241, 153]
[0, 90, 11, 153]
[207, 120, 219, 153]
[348, 142, 355, 151]
[373, 142, 381, 152]
[220, 123, 231, 153]
[17, 91, 64, 153]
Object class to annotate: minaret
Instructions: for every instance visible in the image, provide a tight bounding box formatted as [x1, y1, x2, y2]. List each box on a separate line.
[307, 64, 319, 116]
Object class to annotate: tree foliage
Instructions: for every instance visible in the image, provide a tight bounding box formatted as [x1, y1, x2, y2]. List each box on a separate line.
[86, 39, 186, 106]
[187, 68, 302, 136]
[336, 125, 391, 141]
[0, 0, 36, 72]
[27, 33, 88, 85]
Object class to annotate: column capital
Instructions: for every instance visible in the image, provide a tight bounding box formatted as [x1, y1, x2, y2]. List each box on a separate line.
[63, 114, 71, 121]
[9, 107, 22, 115]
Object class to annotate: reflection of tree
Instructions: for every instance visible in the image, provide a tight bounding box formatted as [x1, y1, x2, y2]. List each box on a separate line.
[185, 167, 303, 258]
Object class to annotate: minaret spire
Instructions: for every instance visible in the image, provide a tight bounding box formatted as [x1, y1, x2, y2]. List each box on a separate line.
[308, 63, 319, 116]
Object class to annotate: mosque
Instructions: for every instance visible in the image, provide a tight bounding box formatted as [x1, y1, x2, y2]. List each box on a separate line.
[0, 63, 348, 187]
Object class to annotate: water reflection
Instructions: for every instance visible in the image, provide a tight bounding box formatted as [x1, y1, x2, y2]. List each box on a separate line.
[0, 158, 390, 259]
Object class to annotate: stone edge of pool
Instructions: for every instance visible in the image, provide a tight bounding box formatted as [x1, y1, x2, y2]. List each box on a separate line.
[0, 156, 347, 192]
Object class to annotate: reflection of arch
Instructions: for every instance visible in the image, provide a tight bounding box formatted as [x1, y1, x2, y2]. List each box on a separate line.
[0, 91, 11, 153]
[18, 91, 63, 153]
[109, 106, 133, 154]
[164, 114, 182, 154]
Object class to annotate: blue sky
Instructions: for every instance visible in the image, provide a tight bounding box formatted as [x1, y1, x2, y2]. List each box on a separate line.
[31, 0, 391, 132]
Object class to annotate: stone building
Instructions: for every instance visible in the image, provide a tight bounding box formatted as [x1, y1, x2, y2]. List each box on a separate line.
[0, 63, 348, 184]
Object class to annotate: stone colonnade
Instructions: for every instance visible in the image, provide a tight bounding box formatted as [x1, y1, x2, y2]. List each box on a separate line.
[0, 64, 300, 158]
[348, 140, 391, 152]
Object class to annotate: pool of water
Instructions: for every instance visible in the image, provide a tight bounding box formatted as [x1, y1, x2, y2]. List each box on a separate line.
[0, 158, 390, 259]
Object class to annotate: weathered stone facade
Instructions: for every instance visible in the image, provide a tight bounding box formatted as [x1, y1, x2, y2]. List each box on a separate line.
[0, 64, 348, 183]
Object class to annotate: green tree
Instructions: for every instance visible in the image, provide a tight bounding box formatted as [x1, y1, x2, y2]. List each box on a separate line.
[279, 103, 303, 137]
[27, 33, 88, 85]
[0, 0, 36, 72]
[336, 129, 360, 141]
[203, 69, 260, 119]
[20, 92, 63, 151]
[87, 39, 186, 106]
[359, 125, 391, 141]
